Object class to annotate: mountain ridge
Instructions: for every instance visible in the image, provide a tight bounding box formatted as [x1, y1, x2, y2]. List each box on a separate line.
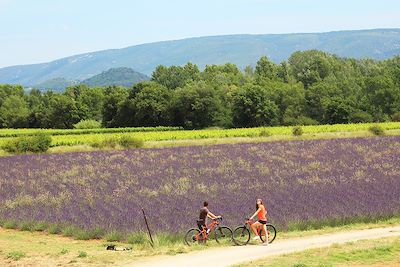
[1, 28, 399, 87]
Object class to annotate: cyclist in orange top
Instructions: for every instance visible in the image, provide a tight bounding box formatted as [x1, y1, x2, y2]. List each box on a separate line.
[249, 198, 268, 243]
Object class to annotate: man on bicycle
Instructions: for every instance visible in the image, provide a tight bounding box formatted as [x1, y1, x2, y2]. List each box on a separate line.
[198, 201, 221, 232]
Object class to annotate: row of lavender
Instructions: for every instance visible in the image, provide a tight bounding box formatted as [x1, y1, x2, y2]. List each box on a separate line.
[0, 136, 399, 233]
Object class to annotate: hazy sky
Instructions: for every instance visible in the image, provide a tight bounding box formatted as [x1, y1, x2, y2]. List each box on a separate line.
[1, 0, 399, 67]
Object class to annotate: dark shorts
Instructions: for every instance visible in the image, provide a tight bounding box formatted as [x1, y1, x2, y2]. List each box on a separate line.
[197, 220, 206, 230]
[258, 220, 267, 225]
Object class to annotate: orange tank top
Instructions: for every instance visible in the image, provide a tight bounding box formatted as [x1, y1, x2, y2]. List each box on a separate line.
[257, 204, 267, 221]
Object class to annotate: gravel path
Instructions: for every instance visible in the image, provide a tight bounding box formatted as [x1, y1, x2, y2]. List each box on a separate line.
[124, 226, 400, 267]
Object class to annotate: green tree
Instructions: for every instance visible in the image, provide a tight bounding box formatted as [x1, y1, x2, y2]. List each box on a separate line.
[130, 83, 172, 126]
[171, 81, 228, 129]
[46, 94, 80, 128]
[232, 83, 279, 127]
[322, 97, 355, 124]
[102, 86, 129, 127]
[151, 63, 200, 90]
[289, 50, 333, 88]
[255, 56, 277, 80]
[0, 95, 29, 128]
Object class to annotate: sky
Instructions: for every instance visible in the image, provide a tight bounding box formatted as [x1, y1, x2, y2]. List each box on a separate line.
[0, 0, 399, 67]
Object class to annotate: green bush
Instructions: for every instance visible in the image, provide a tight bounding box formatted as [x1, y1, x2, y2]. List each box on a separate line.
[349, 111, 373, 123]
[259, 128, 271, 137]
[119, 136, 144, 148]
[105, 231, 123, 242]
[61, 225, 77, 237]
[33, 221, 49, 232]
[73, 120, 102, 129]
[284, 116, 318, 126]
[60, 248, 69, 255]
[7, 251, 26, 261]
[77, 251, 88, 258]
[19, 221, 34, 231]
[2, 133, 52, 154]
[292, 126, 303, 136]
[3, 220, 18, 229]
[369, 125, 385, 136]
[392, 112, 400, 122]
[74, 227, 105, 240]
[127, 232, 147, 245]
[48, 224, 62, 234]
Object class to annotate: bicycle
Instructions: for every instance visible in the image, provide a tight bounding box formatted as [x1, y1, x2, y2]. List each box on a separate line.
[184, 217, 233, 246]
[233, 218, 277, 245]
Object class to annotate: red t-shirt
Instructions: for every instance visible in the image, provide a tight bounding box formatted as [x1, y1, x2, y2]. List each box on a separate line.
[257, 204, 267, 221]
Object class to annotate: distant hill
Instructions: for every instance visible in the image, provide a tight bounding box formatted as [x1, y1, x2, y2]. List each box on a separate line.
[33, 77, 79, 92]
[1, 28, 399, 87]
[81, 67, 149, 87]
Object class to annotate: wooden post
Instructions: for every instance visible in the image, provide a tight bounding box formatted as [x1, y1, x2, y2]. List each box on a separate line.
[142, 208, 154, 248]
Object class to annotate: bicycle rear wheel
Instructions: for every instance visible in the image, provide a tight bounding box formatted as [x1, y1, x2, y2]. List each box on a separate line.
[184, 228, 203, 246]
[259, 224, 277, 244]
[214, 226, 233, 245]
[233, 226, 250, 246]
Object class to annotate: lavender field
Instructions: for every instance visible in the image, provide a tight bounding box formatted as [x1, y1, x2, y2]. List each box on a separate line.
[0, 136, 399, 233]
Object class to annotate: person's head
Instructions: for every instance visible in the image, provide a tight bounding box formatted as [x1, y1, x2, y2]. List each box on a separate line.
[203, 201, 208, 207]
[256, 198, 263, 209]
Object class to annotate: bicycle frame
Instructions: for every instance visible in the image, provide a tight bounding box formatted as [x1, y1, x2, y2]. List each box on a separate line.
[195, 219, 221, 241]
[244, 219, 268, 237]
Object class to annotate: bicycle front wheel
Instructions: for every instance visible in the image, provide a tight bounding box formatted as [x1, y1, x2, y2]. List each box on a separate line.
[259, 224, 277, 244]
[214, 226, 233, 245]
[184, 228, 202, 246]
[233, 226, 250, 246]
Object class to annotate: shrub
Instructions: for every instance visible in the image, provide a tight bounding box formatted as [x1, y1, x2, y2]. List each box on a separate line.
[259, 128, 271, 137]
[127, 232, 147, 245]
[19, 221, 34, 231]
[2, 133, 51, 154]
[60, 248, 69, 255]
[61, 225, 77, 237]
[33, 221, 49, 232]
[7, 251, 26, 261]
[292, 126, 303, 136]
[101, 138, 118, 148]
[369, 125, 385, 136]
[349, 111, 373, 123]
[73, 120, 102, 129]
[74, 227, 105, 240]
[119, 136, 144, 148]
[48, 224, 62, 234]
[105, 231, 123, 242]
[77, 251, 87, 258]
[392, 112, 400, 122]
[284, 116, 318, 126]
[3, 220, 18, 229]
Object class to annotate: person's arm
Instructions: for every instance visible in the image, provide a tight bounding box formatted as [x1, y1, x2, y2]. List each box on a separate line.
[250, 208, 261, 220]
[207, 211, 220, 220]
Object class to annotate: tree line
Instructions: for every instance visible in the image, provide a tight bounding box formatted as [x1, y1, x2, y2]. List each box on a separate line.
[1, 50, 400, 129]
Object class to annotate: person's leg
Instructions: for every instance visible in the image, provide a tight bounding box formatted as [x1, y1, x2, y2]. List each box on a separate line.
[251, 221, 262, 236]
[262, 224, 268, 244]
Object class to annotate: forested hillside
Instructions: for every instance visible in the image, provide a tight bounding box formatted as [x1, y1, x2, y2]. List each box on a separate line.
[0, 50, 399, 129]
[0, 29, 399, 87]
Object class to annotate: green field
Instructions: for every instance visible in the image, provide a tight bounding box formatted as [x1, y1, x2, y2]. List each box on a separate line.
[236, 237, 400, 267]
[0, 122, 399, 148]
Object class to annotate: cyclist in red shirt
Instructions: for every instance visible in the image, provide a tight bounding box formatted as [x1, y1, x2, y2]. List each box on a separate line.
[249, 198, 268, 243]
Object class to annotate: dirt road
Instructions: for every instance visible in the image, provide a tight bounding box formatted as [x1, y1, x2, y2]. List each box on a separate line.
[124, 226, 400, 267]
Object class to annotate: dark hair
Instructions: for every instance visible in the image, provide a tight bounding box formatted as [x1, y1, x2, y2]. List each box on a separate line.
[203, 201, 208, 207]
[256, 199, 263, 210]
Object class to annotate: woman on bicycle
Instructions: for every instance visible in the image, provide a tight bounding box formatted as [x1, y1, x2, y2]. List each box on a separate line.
[249, 198, 268, 243]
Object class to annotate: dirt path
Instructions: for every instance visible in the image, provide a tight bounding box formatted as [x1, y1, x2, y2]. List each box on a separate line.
[124, 226, 400, 267]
